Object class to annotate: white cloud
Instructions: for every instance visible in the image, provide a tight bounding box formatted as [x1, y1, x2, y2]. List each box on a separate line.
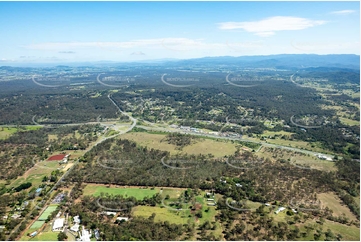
[131, 51, 145, 56]
[330, 10, 356, 15]
[218, 16, 327, 37]
[22, 38, 225, 51]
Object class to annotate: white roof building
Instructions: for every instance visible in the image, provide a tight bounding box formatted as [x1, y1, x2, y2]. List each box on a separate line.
[70, 223, 80, 232]
[275, 207, 286, 214]
[79, 228, 91, 242]
[52, 218, 64, 231]
[103, 211, 116, 216]
[116, 217, 129, 222]
[73, 215, 81, 224]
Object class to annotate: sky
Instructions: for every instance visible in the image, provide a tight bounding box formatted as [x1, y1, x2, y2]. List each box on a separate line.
[0, 1, 359, 64]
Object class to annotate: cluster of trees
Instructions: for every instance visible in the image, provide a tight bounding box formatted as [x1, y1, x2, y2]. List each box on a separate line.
[0, 88, 119, 125]
[162, 133, 197, 148]
[13, 182, 32, 192]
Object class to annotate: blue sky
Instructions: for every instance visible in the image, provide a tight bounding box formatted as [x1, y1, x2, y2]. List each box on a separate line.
[0, 1, 359, 63]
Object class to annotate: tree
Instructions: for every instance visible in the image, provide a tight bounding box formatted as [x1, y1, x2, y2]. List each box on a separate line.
[57, 231, 68, 241]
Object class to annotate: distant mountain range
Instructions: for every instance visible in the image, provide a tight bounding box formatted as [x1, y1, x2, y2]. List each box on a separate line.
[172, 54, 360, 70]
[1, 54, 359, 70]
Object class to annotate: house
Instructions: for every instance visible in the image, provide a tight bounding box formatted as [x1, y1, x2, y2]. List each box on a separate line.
[94, 229, 100, 240]
[70, 223, 80, 232]
[11, 214, 21, 219]
[207, 198, 215, 201]
[73, 215, 81, 224]
[116, 217, 129, 222]
[103, 211, 116, 216]
[30, 231, 37, 237]
[317, 154, 332, 161]
[79, 228, 91, 242]
[292, 208, 298, 214]
[274, 207, 286, 214]
[235, 183, 242, 187]
[52, 218, 65, 231]
[265, 203, 271, 206]
[207, 202, 216, 206]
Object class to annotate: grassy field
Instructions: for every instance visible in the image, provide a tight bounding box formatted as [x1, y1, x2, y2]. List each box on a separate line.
[132, 188, 222, 229]
[0, 127, 18, 139]
[290, 156, 336, 172]
[262, 130, 295, 137]
[83, 184, 160, 200]
[38, 205, 58, 221]
[29, 231, 59, 241]
[339, 117, 360, 126]
[132, 206, 191, 225]
[299, 219, 360, 241]
[323, 220, 360, 241]
[120, 132, 237, 158]
[258, 147, 336, 172]
[0, 126, 42, 140]
[318, 192, 357, 220]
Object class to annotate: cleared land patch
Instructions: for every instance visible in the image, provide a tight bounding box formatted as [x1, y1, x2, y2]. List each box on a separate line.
[132, 205, 190, 225]
[339, 117, 360, 126]
[120, 132, 237, 158]
[0, 126, 42, 140]
[318, 192, 357, 220]
[83, 184, 160, 200]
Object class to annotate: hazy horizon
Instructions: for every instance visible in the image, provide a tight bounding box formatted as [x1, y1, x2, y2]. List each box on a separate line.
[0, 1, 359, 65]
